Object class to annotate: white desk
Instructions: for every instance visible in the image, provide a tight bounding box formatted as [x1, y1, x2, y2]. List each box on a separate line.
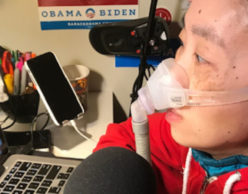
[1, 91, 113, 159]
[51, 91, 113, 159]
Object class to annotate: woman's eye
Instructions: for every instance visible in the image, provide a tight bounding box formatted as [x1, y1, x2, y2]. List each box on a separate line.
[196, 54, 207, 63]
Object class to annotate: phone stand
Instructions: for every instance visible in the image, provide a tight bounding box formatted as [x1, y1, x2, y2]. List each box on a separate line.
[0, 91, 40, 123]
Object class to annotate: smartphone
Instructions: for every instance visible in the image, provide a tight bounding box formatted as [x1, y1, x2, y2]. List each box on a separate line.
[25, 52, 84, 126]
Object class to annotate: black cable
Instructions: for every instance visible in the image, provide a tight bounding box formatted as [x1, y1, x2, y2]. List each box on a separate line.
[30, 112, 51, 151]
[2, 115, 9, 123]
[130, 0, 158, 114]
[31, 112, 50, 131]
[39, 113, 50, 131]
[30, 112, 50, 149]
[0, 112, 51, 155]
[1, 115, 16, 130]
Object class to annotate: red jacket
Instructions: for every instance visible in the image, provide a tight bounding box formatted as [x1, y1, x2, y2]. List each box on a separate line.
[94, 112, 248, 194]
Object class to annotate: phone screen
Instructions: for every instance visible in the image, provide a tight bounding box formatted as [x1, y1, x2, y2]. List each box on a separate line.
[26, 52, 84, 125]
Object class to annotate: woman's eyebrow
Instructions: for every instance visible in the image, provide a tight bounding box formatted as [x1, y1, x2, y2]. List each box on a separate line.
[191, 25, 226, 48]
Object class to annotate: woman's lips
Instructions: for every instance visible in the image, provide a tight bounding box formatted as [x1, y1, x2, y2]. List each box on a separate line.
[166, 109, 183, 122]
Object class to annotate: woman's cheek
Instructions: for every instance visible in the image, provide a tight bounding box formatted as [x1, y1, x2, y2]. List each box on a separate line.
[190, 65, 227, 91]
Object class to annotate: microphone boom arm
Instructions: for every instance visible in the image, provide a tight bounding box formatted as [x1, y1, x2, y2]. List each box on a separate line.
[130, 0, 158, 165]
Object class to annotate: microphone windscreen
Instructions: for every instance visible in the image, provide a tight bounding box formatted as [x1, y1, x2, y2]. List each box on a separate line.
[64, 147, 156, 194]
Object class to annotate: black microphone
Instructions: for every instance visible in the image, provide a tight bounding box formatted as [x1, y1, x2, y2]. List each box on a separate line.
[64, 147, 156, 194]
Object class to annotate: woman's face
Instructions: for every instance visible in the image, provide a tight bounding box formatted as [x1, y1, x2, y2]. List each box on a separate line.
[168, 0, 248, 159]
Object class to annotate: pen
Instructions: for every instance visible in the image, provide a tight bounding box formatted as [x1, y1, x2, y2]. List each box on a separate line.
[4, 73, 13, 94]
[14, 50, 18, 63]
[13, 62, 20, 95]
[20, 62, 27, 94]
[11, 50, 15, 66]
[1, 51, 14, 75]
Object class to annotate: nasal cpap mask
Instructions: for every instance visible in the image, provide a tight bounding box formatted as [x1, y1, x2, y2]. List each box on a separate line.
[137, 58, 248, 114]
[131, 57, 248, 163]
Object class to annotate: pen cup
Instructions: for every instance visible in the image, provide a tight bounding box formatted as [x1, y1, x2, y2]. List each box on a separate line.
[0, 91, 40, 123]
[63, 65, 90, 112]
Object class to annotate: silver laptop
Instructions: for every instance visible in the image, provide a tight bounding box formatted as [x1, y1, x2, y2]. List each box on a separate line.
[0, 154, 80, 194]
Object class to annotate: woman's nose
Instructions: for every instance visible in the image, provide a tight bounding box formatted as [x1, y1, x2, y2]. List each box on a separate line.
[175, 46, 189, 67]
[170, 60, 190, 89]
[172, 47, 191, 88]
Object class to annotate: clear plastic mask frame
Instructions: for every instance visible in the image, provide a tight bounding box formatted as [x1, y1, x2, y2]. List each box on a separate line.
[138, 58, 248, 112]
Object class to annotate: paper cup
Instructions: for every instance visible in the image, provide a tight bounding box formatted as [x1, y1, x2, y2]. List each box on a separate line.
[63, 65, 90, 111]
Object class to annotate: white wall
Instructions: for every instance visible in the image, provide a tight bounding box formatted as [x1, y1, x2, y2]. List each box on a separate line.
[0, 0, 186, 117]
